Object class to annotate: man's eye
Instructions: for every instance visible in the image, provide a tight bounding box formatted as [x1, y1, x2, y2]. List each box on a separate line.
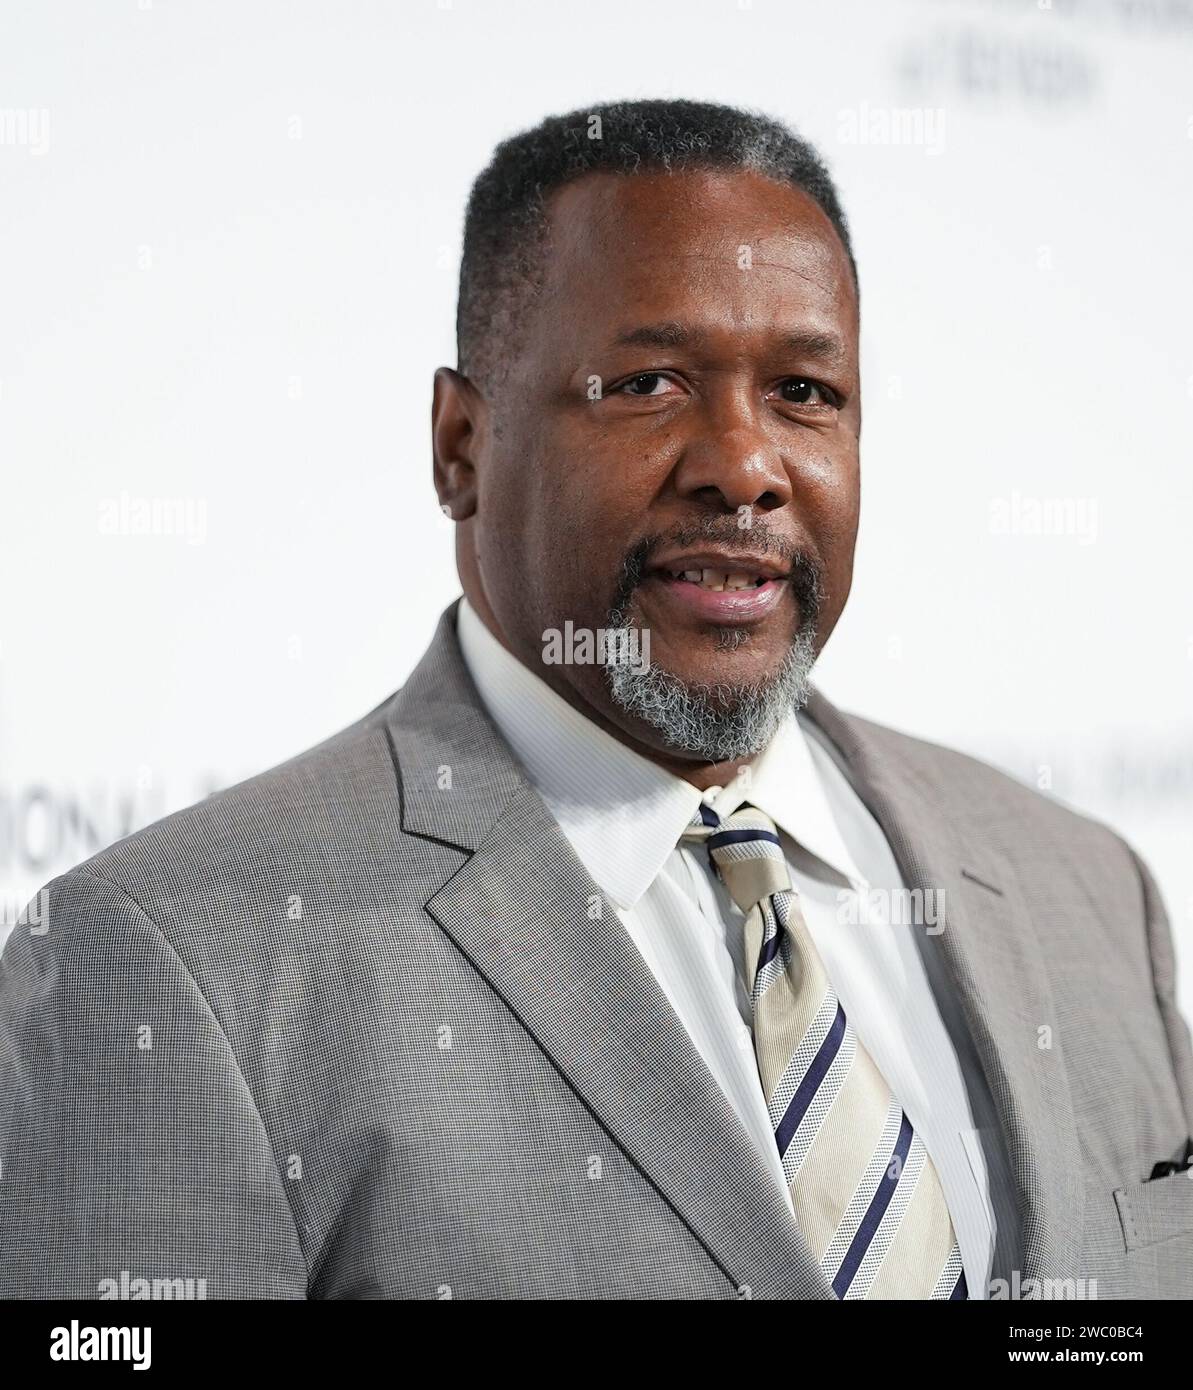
[776, 378, 835, 407]
[617, 373, 673, 396]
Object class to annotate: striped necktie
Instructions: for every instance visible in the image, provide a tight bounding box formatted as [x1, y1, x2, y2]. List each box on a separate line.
[684, 801, 968, 1300]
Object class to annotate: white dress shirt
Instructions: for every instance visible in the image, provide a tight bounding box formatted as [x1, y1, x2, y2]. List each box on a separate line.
[456, 596, 1017, 1298]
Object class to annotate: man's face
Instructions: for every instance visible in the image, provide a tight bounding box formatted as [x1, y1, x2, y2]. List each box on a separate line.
[443, 167, 861, 767]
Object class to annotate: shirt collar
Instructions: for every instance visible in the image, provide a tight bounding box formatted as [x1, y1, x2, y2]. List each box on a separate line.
[709, 716, 870, 893]
[455, 596, 865, 908]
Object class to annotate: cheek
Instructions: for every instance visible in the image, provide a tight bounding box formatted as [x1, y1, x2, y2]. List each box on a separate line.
[783, 447, 859, 602]
[804, 442, 859, 531]
[480, 439, 632, 621]
[540, 436, 655, 562]
[809, 461, 861, 613]
[821, 472, 861, 556]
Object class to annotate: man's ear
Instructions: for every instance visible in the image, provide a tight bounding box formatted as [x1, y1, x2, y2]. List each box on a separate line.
[432, 367, 486, 521]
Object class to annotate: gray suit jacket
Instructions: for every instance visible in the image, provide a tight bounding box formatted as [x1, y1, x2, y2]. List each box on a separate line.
[3, 602, 1193, 1299]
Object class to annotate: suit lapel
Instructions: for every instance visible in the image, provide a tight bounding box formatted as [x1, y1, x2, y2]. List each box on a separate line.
[426, 787, 836, 1298]
[388, 604, 835, 1299]
[803, 691, 1085, 1285]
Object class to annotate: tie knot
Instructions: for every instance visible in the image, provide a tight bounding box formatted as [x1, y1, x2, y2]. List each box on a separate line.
[682, 802, 792, 914]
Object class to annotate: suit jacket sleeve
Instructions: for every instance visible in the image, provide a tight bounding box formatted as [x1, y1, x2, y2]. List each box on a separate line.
[0, 869, 308, 1298]
[1129, 842, 1193, 1143]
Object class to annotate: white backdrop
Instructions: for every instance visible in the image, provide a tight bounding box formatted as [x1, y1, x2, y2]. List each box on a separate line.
[2, 0, 1191, 1015]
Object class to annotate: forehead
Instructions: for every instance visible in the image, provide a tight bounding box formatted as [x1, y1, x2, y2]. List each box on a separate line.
[532, 167, 858, 347]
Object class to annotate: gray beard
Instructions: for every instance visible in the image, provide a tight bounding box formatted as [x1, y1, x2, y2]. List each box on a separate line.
[603, 616, 818, 764]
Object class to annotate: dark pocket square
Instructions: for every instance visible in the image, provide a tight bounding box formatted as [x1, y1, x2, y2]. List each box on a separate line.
[1149, 1137, 1193, 1181]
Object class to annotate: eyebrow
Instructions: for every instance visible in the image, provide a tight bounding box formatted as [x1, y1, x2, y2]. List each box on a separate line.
[611, 321, 849, 367]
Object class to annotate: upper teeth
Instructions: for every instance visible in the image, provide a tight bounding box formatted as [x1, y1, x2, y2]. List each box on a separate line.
[670, 569, 762, 591]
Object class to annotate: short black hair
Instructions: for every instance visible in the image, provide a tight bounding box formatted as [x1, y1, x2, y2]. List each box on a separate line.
[456, 98, 857, 393]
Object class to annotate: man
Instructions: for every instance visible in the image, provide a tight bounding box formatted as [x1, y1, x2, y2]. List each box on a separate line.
[3, 99, 1192, 1301]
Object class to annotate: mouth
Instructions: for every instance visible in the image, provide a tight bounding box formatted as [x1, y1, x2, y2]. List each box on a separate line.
[642, 552, 791, 625]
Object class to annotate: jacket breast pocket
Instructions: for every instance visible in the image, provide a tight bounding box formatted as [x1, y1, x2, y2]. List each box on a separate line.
[1113, 1170, 1193, 1252]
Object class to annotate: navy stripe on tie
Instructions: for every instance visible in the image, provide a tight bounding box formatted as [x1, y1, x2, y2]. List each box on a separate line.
[831, 1112, 915, 1298]
[774, 1002, 847, 1156]
[950, 1269, 968, 1300]
[707, 827, 782, 851]
[698, 803, 719, 827]
[757, 917, 784, 973]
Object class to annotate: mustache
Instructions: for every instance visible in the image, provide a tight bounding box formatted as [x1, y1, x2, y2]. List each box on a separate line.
[609, 519, 824, 627]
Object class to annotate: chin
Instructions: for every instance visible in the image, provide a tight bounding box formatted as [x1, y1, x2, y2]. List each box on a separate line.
[659, 640, 786, 690]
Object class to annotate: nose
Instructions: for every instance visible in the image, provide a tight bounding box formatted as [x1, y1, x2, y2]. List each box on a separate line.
[670, 390, 793, 515]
